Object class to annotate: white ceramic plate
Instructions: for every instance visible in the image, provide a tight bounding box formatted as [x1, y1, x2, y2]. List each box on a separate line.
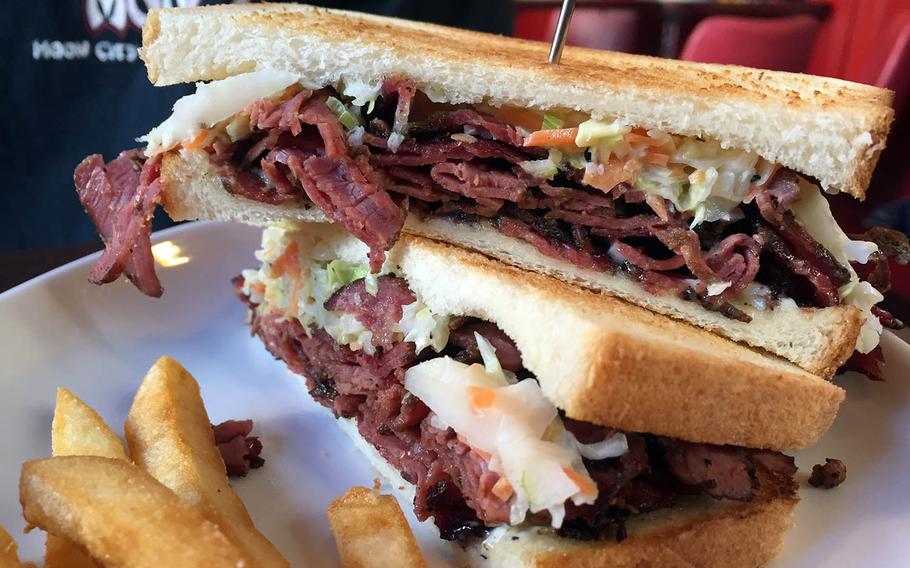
[1, 221, 908, 567]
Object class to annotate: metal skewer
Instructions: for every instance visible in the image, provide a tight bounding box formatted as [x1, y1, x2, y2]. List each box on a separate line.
[548, 0, 576, 64]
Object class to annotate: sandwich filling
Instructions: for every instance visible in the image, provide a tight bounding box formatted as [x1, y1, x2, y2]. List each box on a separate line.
[75, 70, 908, 366]
[236, 226, 797, 541]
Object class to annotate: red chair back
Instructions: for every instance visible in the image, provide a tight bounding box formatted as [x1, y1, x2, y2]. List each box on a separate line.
[855, 11, 910, 117]
[680, 15, 821, 72]
[546, 8, 639, 53]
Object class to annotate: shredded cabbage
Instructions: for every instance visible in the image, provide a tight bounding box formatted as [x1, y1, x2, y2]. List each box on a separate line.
[400, 302, 450, 353]
[575, 119, 630, 147]
[347, 125, 366, 146]
[225, 114, 252, 142]
[141, 69, 299, 154]
[405, 354, 623, 528]
[518, 148, 562, 180]
[570, 432, 628, 461]
[475, 332, 504, 378]
[541, 113, 564, 130]
[326, 96, 360, 130]
[706, 281, 733, 297]
[243, 227, 449, 354]
[561, 125, 767, 227]
[326, 259, 369, 290]
[341, 80, 381, 113]
[636, 139, 761, 225]
[789, 182, 882, 352]
[575, 119, 631, 163]
[387, 132, 405, 153]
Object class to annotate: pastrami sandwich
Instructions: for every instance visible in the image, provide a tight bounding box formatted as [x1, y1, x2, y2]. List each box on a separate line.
[75, 4, 908, 380]
[233, 222, 826, 566]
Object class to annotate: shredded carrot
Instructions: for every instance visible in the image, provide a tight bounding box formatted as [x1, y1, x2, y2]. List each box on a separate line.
[492, 477, 514, 501]
[623, 132, 664, 147]
[251, 282, 266, 297]
[182, 130, 209, 151]
[495, 106, 544, 133]
[270, 241, 300, 278]
[563, 468, 597, 497]
[466, 386, 497, 412]
[583, 158, 638, 192]
[646, 152, 670, 166]
[289, 278, 302, 311]
[524, 127, 579, 148]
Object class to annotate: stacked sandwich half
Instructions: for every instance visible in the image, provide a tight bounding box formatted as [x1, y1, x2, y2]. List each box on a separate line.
[74, 4, 907, 566]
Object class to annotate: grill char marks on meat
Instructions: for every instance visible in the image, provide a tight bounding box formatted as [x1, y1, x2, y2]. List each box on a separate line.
[237, 275, 796, 542]
[754, 226, 841, 307]
[75, 151, 163, 297]
[753, 170, 854, 303]
[660, 439, 757, 500]
[495, 214, 612, 271]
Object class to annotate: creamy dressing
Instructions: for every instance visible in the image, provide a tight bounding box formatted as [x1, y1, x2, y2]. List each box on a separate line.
[405, 341, 627, 529]
[241, 226, 449, 354]
[141, 69, 299, 154]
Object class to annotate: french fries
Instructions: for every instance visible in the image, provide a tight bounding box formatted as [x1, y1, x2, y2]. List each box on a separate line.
[44, 535, 96, 568]
[0, 524, 33, 568]
[48, 387, 128, 568]
[327, 487, 427, 568]
[124, 356, 289, 568]
[19, 456, 250, 568]
[52, 388, 127, 459]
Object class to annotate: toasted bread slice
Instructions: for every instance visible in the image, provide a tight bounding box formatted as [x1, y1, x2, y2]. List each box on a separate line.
[336, 418, 798, 568]
[404, 215, 863, 379]
[141, 3, 892, 198]
[391, 234, 843, 451]
[160, 151, 861, 379]
[241, 219, 843, 451]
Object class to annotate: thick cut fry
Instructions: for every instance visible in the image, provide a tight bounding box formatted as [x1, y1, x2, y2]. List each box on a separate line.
[52, 388, 128, 459]
[124, 356, 288, 568]
[49, 388, 127, 568]
[327, 487, 426, 568]
[19, 456, 249, 568]
[44, 536, 96, 568]
[0, 524, 34, 568]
